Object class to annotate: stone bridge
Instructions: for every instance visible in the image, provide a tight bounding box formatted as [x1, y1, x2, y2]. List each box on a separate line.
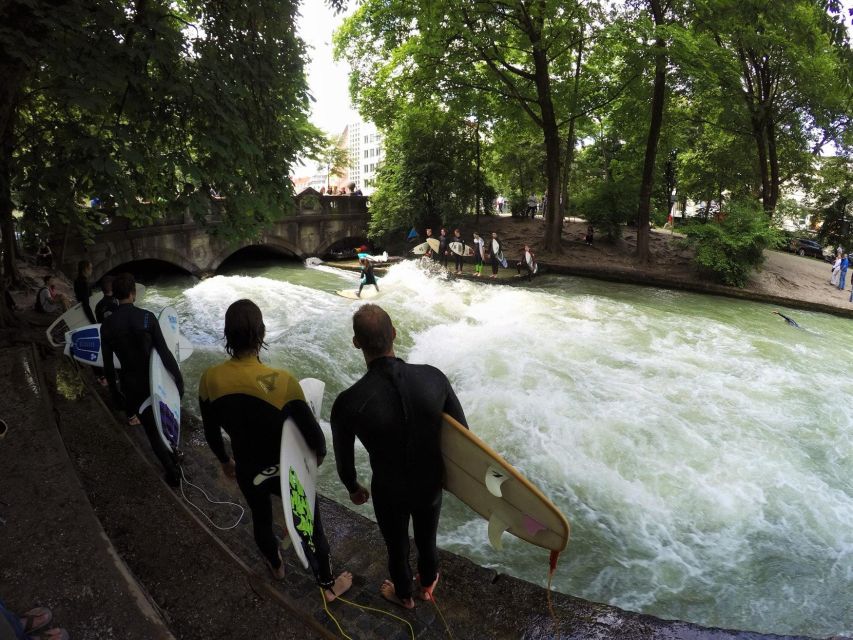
[60, 190, 369, 279]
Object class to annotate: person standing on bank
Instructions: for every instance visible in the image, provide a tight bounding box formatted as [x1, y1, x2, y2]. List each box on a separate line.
[472, 232, 485, 277]
[73, 260, 96, 324]
[438, 228, 450, 269]
[489, 232, 504, 279]
[331, 304, 468, 609]
[101, 272, 183, 486]
[452, 228, 465, 275]
[838, 253, 849, 290]
[199, 299, 352, 599]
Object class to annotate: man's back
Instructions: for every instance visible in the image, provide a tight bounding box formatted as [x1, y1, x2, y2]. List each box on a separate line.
[331, 356, 466, 498]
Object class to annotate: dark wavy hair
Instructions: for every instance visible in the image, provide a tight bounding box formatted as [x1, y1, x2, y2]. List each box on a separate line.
[224, 299, 266, 357]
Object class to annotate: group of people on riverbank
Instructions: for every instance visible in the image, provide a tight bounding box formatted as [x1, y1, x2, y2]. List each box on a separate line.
[421, 227, 538, 281]
[828, 248, 853, 302]
[92, 274, 467, 610]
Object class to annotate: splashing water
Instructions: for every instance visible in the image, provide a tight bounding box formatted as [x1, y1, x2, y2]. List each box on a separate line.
[144, 260, 853, 637]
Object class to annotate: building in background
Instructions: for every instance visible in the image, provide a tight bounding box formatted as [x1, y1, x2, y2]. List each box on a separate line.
[346, 119, 383, 196]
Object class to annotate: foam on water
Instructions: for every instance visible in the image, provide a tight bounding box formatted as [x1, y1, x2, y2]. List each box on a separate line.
[143, 261, 853, 637]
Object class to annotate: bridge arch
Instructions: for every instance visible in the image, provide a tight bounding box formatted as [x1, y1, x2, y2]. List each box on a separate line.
[316, 235, 370, 258]
[93, 247, 198, 280]
[209, 237, 304, 273]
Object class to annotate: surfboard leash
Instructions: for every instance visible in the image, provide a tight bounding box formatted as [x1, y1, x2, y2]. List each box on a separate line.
[427, 593, 454, 639]
[178, 465, 245, 531]
[319, 589, 416, 640]
[547, 550, 562, 639]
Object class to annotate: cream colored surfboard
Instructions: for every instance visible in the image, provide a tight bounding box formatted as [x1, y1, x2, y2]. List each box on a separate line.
[441, 413, 570, 552]
[426, 238, 441, 253]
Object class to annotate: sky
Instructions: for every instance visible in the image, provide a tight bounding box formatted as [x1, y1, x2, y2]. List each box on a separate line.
[298, 3, 356, 136]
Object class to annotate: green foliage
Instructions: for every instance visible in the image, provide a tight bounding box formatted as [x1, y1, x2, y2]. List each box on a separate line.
[367, 105, 484, 240]
[684, 199, 783, 287]
[812, 156, 853, 249]
[2, 0, 319, 249]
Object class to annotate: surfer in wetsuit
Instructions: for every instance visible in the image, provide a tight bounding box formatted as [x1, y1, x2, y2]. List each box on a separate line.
[772, 310, 800, 328]
[331, 304, 468, 608]
[357, 258, 378, 298]
[94, 275, 119, 324]
[438, 228, 450, 269]
[101, 272, 184, 486]
[198, 299, 352, 600]
[73, 260, 96, 324]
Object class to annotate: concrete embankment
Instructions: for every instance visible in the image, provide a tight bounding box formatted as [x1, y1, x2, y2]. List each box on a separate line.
[2, 341, 843, 640]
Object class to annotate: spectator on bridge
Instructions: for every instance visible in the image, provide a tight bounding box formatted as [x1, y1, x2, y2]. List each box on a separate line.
[348, 182, 363, 196]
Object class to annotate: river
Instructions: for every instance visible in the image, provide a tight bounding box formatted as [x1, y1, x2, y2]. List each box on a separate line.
[138, 258, 852, 638]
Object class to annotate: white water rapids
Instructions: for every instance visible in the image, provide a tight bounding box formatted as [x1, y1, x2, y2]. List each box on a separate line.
[141, 259, 853, 637]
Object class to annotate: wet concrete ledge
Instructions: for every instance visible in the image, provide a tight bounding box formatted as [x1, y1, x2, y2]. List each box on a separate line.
[6, 342, 850, 640]
[0, 345, 174, 640]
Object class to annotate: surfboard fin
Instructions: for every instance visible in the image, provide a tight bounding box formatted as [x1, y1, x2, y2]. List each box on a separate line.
[485, 465, 509, 497]
[487, 513, 509, 551]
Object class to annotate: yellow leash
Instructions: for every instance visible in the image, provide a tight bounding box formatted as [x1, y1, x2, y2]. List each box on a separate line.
[319, 588, 416, 640]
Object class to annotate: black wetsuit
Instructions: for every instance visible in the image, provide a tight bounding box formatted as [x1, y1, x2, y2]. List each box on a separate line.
[199, 357, 336, 587]
[95, 294, 119, 323]
[452, 235, 464, 272]
[331, 356, 467, 600]
[438, 233, 450, 268]
[101, 303, 183, 481]
[74, 276, 96, 324]
[358, 263, 378, 296]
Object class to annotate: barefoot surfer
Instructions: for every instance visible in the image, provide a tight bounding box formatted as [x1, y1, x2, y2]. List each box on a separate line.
[331, 304, 468, 608]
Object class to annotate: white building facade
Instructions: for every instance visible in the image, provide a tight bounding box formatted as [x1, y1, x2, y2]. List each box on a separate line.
[346, 119, 384, 196]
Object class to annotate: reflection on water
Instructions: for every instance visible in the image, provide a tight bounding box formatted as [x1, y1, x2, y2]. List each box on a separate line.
[139, 259, 853, 638]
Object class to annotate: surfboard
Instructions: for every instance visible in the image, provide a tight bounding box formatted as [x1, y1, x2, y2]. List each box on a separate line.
[64, 323, 193, 368]
[146, 306, 182, 452]
[411, 241, 430, 255]
[46, 283, 146, 347]
[441, 413, 570, 553]
[426, 238, 441, 253]
[336, 288, 379, 300]
[449, 241, 474, 257]
[248, 378, 325, 570]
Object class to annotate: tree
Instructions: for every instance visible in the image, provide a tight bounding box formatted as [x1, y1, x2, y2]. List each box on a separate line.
[367, 104, 485, 239]
[0, 0, 319, 293]
[337, 0, 605, 252]
[690, 0, 852, 216]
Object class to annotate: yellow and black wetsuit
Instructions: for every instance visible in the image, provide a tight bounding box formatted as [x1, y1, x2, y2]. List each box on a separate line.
[198, 357, 335, 586]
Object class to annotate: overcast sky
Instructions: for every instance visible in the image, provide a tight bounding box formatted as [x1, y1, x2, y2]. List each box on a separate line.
[298, 3, 356, 136]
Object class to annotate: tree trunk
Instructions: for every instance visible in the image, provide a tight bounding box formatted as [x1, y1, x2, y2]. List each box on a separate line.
[751, 117, 773, 215]
[767, 115, 780, 213]
[474, 118, 482, 221]
[560, 39, 584, 220]
[0, 108, 20, 284]
[636, 0, 668, 264]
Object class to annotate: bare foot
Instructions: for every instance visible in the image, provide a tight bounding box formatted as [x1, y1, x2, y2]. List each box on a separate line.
[415, 572, 439, 601]
[379, 579, 415, 609]
[268, 550, 285, 579]
[324, 571, 353, 602]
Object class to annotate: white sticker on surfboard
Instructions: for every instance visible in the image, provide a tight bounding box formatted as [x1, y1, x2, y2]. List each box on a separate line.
[146, 306, 182, 452]
[65, 323, 193, 368]
[46, 283, 146, 347]
[281, 378, 325, 570]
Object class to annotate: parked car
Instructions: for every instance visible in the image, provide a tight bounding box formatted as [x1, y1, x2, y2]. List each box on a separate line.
[787, 238, 827, 259]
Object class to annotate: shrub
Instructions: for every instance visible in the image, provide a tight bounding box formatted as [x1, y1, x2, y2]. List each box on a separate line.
[684, 199, 783, 287]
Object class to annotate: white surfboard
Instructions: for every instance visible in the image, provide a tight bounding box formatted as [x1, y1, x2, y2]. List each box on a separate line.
[441, 413, 570, 553]
[46, 283, 146, 347]
[449, 241, 474, 257]
[426, 238, 441, 253]
[411, 241, 430, 255]
[146, 306, 181, 452]
[281, 377, 325, 570]
[64, 323, 193, 368]
[335, 288, 379, 300]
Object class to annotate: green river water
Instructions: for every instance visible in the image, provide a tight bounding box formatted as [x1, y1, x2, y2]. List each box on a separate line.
[137, 258, 852, 638]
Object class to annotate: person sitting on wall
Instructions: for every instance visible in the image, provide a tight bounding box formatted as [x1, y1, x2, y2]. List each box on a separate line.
[348, 181, 363, 196]
[34, 276, 70, 314]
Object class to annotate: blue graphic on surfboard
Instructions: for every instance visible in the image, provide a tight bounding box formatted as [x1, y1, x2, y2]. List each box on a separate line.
[147, 306, 182, 452]
[251, 378, 324, 570]
[46, 283, 146, 347]
[64, 323, 193, 368]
